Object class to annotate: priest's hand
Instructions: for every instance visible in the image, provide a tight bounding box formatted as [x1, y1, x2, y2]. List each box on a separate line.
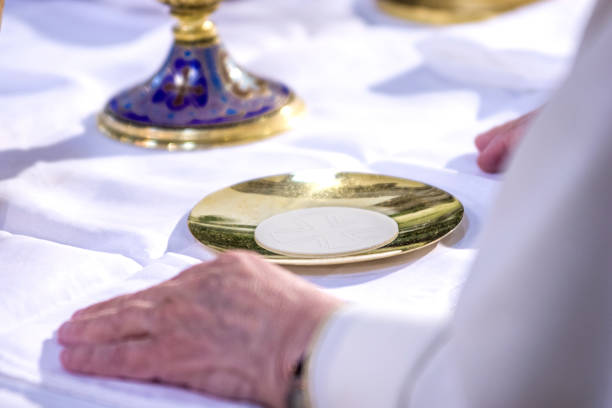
[475, 109, 538, 173]
[58, 251, 342, 408]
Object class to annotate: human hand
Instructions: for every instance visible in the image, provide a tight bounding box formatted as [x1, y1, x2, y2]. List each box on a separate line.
[58, 251, 342, 408]
[475, 110, 538, 173]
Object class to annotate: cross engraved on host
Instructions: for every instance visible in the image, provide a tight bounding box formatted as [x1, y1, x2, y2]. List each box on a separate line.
[270, 214, 383, 251]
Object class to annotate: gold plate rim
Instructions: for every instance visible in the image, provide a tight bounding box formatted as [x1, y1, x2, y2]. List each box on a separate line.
[97, 95, 305, 151]
[187, 171, 465, 266]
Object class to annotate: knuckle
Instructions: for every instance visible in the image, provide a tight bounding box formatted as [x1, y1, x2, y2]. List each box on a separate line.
[126, 299, 155, 311]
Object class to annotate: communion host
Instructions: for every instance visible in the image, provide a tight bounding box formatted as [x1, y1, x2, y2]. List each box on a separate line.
[58, 0, 612, 406]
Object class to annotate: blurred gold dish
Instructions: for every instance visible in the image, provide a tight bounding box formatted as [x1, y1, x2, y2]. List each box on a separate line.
[188, 171, 464, 265]
[377, 0, 540, 24]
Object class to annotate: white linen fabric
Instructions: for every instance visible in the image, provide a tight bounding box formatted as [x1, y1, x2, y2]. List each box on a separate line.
[308, 0, 612, 407]
[0, 0, 597, 407]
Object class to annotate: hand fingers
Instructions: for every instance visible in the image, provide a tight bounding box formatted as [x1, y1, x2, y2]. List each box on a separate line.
[60, 302, 155, 346]
[72, 259, 225, 321]
[72, 293, 136, 319]
[477, 134, 510, 173]
[475, 110, 537, 154]
[477, 114, 531, 173]
[72, 285, 171, 319]
[61, 338, 158, 380]
[475, 128, 499, 152]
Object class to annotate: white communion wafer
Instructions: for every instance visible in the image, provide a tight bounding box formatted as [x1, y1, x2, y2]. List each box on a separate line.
[254, 206, 399, 257]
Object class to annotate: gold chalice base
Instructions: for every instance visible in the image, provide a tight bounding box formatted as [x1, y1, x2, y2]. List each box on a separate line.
[377, 0, 540, 24]
[98, 96, 304, 151]
[188, 171, 464, 266]
[98, 0, 304, 150]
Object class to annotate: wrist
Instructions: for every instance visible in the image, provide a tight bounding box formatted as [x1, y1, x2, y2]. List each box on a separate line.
[286, 357, 309, 408]
[271, 295, 342, 407]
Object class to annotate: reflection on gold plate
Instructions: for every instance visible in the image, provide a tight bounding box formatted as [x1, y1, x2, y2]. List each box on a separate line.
[377, 0, 540, 24]
[188, 171, 464, 265]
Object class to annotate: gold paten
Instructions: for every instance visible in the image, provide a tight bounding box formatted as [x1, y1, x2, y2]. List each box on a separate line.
[377, 0, 540, 24]
[98, 96, 304, 151]
[188, 171, 464, 266]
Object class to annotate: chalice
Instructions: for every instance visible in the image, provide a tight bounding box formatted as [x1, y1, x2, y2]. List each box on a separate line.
[377, 0, 540, 24]
[98, 0, 304, 150]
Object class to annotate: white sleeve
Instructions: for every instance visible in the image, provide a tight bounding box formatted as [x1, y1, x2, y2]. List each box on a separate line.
[307, 0, 612, 406]
[306, 306, 447, 408]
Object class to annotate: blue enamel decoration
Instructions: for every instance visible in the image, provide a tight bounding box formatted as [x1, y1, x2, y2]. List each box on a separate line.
[104, 43, 292, 129]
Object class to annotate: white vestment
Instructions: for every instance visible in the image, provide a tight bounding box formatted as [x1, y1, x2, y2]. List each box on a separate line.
[307, 1, 612, 406]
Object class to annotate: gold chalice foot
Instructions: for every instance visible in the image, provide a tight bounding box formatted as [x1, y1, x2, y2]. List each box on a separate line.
[377, 0, 540, 24]
[98, 0, 304, 150]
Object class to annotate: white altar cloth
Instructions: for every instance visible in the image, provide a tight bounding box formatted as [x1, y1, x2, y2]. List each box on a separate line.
[0, 0, 596, 406]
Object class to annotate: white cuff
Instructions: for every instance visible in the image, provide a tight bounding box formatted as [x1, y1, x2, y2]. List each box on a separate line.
[306, 305, 447, 408]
